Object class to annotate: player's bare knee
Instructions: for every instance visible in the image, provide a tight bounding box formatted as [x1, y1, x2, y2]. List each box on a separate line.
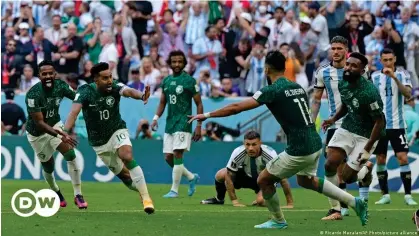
[376, 154, 387, 165]
[215, 168, 226, 182]
[165, 153, 174, 167]
[296, 175, 312, 189]
[173, 149, 184, 158]
[118, 148, 133, 164]
[342, 165, 357, 184]
[396, 152, 409, 165]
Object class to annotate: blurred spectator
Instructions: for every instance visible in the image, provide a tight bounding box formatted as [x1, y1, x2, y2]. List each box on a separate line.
[366, 28, 385, 71]
[308, 2, 329, 61]
[280, 43, 302, 83]
[67, 73, 86, 91]
[216, 17, 237, 79]
[149, 45, 166, 70]
[184, 1, 208, 50]
[17, 64, 40, 93]
[290, 42, 309, 89]
[2, 8, 14, 30]
[265, 6, 293, 50]
[98, 31, 118, 79]
[129, 1, 153, 57]
[218, 78, 240, 97]
[2, 39, 24, 89]
[140, 56, 161, 94]
[323, 0, 350, 40]
[61, 1, 78, 28]
[31, 1, 47, 26]
[1, 89, 26, 135]
[160, 9, 174, 30]
[16, 22, 31, 44]
[135, 119, 162, 140]
[84, 17, 103, 64]
[53, 23, 83, 80]
[227, 38, 251, 95]
[90, 0, 114, 32]
[198, 69, 213, 97]
[377, 1, 402, 30]
[1, 27, 22, 53]
[339, 14, 374, 54]
[192, 25, 223, 81]
[405, 97, 419, 145]
[113, 12, 138, 84]
[78, 60, 93, 84]
[13, 2, 35, 32]
[285, 9, 300, 38]
[78, 2, 93, 37]
[21, 25, 56, 76]
[173, 1, 185, 24]
[244, 43, 267, 96]
[401, 7, 419, 87]
[1, 121, 13, 136]
[156, 17, 187, 60]
[42, 1, 62, 29]
[127, 68, 145, 91]
[203, 121, 240, 142]
[294, 16, 318, 84]
[44, 15, 68, 46]
[253, 1, 272, 32]
[383, 19, 406, 69]
[234, 8, 270, 47]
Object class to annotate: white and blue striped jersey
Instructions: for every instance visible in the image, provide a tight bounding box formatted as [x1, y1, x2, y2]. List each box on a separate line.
[314, 63, 344, 128]
[226, 144, 276, 178]
[371, 69, 412, 129]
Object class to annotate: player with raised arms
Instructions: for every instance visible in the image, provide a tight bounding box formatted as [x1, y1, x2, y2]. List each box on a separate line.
[64, 62, 154, 214]
[188, 51, 368, 229]
[371, 48, 417, 205]
[151, 50, 202, 198]
[311, 36, 351, 219]
[25, 60, 87, 209]
[201, 130, 294, 208]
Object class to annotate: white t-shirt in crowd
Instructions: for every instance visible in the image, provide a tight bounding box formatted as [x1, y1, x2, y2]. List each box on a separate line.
[143, 68, 161, 94]
[311, 14, 330, 52]
[99, 43, 119, 79]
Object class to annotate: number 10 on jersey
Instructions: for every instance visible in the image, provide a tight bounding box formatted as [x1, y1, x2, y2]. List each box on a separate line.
[293, 98, 313, 125]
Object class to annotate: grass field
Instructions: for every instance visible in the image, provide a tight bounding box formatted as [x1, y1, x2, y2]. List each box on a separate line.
[2, 180, 417, 236]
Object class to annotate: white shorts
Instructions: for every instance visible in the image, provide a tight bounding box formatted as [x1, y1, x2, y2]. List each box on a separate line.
[327, 128, 377, 171]
[27, 121, 64, 162]
[163, 132, 192, 154]
[266, 149, 322, 179]
[92, 129, 131, 175]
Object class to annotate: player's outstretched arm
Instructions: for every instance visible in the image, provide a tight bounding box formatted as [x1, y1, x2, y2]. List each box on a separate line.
[225, 170, 244, 207]
[188, 98, 260, 123]
[121, 86, 150, 103]
[64, 103, 82, 132]
[311, 88, 324, 120]
[322, 103, 348, 131]
[31, 112, 77, 147]
[192, 93, 204, 141]
[359, 113, 385, 163]
[151, 92, 167, 131]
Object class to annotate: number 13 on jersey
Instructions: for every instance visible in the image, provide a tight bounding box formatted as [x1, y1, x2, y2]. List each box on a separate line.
[293, 98, 313, 125]
[169, 94, 177, 104]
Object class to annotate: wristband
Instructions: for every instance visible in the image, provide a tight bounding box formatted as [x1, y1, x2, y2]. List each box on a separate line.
[360, 149, 371, 160]
[203, 112, 211, 118]
[56, 134, 63, 139]
[153, 115, 159, 121]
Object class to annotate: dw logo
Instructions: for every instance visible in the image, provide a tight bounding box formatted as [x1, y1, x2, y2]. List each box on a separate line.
[11, 189, 60, 217]
[370, 151, 419, 193]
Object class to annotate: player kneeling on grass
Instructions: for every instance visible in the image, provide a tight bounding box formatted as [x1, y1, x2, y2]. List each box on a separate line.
[25, 60, 86, 209]
[201, 131, 294, 207]
[189, 51, 368, 229]
[64, 62, 154, 214]
[151, 50, 202, 198]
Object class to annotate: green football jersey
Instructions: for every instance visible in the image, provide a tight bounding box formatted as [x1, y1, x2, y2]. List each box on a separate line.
[253, 77, 322, 156]
[162, 72, 199, 134]
[74, 80, 127, 147]
[339, 77, 385, 138]
[25, 79, 76, 136]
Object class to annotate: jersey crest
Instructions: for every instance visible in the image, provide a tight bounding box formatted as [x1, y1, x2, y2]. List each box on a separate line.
[352, 98, 359, 108]
[106, 96, 115, 107]
[176, 85, 184, 95]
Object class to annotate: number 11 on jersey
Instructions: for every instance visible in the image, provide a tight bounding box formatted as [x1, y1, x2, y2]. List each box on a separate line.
[293, 98, 313, 125]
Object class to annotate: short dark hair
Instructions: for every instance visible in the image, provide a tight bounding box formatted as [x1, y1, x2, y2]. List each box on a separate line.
[164, 9, 174, 15]
[5, 89, 15, 100]
[215, 17, 226, 25]
[275, 6, 285, 13]
[166, 50, 188, 67]
[33, 25, 43, 34]
[380, 48, 395, 56]
[205, 25, 215, 34]
[350, 14, 359, 20]
[265, 50, 286, 72]
[331, 36, 348, 47]
[82, 2, 90, 12]
[91, 62, 109, 78]
[52, 14, 61, 20]
[280, 43, 289, 48]
[244, 131, 261, 140]
[349, 52, 369, 68]
[38, 60, 54, 71]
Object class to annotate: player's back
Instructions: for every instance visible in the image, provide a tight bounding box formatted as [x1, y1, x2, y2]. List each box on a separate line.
[253, 78, 322, 156]
[74, 81, 127, 147]
[371, 69, 411, 129]
[25, 80, 75, 136]
[315, 63, 344, 122]
[162, 72, 198, 134]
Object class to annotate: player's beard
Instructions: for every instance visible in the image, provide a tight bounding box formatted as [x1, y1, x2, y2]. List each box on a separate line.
[266, 76, 272, 85]
[343, 70, 360, 83]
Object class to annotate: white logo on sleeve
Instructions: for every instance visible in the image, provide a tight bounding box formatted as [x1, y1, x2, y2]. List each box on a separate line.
[370, 101, 379, 110]
[253, 91, 262, 100]
[28, 99, 35, 107]
[74, 93, 80, 101]
[195, 84, 200, 92]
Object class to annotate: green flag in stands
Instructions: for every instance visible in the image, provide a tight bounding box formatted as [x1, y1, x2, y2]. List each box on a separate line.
[100, 0, 115, 11]
[208, 1, 222, 25]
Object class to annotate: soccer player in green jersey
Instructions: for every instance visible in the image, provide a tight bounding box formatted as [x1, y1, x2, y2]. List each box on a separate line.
[322, 52, 386, 211]
[151, 50, 202, 198]
[64, 62, 155, 214]
[25, 60, 87, 209]
[189, 51, 368, 229]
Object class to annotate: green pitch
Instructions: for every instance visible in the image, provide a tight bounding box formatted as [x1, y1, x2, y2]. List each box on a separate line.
[2, 180, 417, 236]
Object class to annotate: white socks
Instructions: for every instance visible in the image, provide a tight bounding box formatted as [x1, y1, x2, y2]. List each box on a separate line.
[129, 166, 151, 201]
[264, 192, 285, 222]
[171, 164, 183, 193]
[67, 160, 82, 196]
[183, 166, 195, 181]
[42, 170, 59, 192]
[322, 179, 356, 208]
[325, 174, 341, 211]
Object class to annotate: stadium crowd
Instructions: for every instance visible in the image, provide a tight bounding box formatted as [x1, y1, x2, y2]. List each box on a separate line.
[1, 0, 419, 137]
